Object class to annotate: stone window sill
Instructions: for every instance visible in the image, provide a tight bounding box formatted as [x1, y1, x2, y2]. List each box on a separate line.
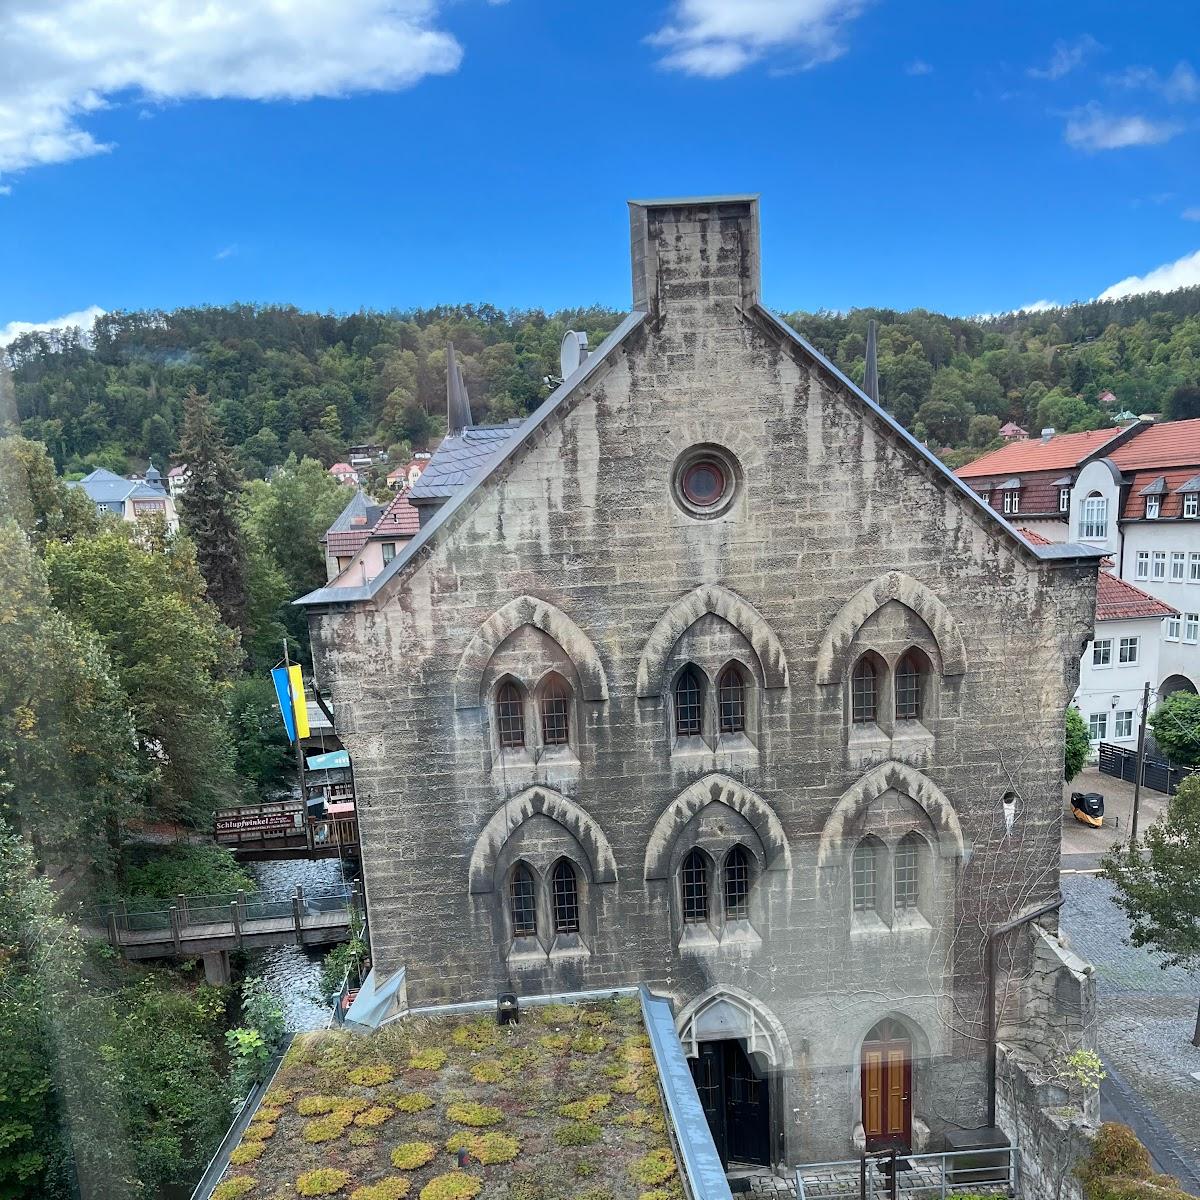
[679, 922, 720, 952]
[507, 936, 548, 963]
[550, 934, 591, 959]
[850, 910, 890, 937]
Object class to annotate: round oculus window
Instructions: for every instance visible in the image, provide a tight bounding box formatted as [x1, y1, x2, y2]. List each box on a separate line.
[681, 460, 725, 506]
[671, 445, 741, 518]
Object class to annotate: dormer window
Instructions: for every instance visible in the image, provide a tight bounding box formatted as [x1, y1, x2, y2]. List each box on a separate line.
[1185, 493, 1199, 520]
[1058, 487, 1070, 513]
[1003, 491, 1020, 515]
[1146, 496, 1161, 520]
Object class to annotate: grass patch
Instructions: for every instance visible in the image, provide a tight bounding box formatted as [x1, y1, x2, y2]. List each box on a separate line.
[348, 1065, 397, 1087]
[409, 1048, 448, 1071]
[349, 1179, 411, 1200]
[445, 1102, 502, 1127]
[212, 1177, 256, 1200]
[391, 1142, 438, 1170]
[392, 1092, 434, 1114]
[417, 1173, 482, 1200]
[296, 1168, 351, 1196]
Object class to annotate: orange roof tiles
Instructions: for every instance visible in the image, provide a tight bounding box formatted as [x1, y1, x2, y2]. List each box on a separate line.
[956, 427, 1127, 478]
[1107, 418, 1200, 470]
[1095, 572, 1177, 622]
[371, 491, 420, 539]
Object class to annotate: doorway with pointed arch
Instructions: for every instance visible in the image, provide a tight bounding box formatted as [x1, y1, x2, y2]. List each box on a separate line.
[861, 1019, 913, 1153]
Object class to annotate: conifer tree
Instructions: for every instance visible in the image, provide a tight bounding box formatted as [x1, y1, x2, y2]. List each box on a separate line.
[178, 387, 250, 644]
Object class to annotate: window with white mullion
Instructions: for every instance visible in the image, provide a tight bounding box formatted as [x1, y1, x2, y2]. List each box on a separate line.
[1171, 552, 1186, 582]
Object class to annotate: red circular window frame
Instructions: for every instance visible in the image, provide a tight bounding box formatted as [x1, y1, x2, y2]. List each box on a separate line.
[681, 459, 726, 507]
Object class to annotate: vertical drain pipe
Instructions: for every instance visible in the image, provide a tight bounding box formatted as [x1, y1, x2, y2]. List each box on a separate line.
[986, 894, 1065, 1127]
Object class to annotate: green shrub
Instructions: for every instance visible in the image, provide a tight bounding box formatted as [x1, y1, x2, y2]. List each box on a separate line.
[445, 1101, 503, 1127]
[348, 1129, 379, 1147]
[296, 1168, 351, 1196]
[213, 1176, 257, 1200]
[558, 1094, 611, 1120]
[229, 1142, 264, 1165]
[469, 1060, 504, 1084]
[555, 1122, 601, 1147]
[629, 1149, 677, 1187]
[393, 1091, 434, 1113]
[302, 1111, 353, 1143]
[348, 1065, 396, 1087]
[297, 1095, 344, 1116]
[354, 1106, 394, 1127]
[243, 1121, 276, 1142]
[450, 1021, 499, 1052]
[120, 844, 255, 899]
[571, 1031, 607, 1055]
[417, 1173, 482, 1200]
[391, 1142, 437, 1170]
[539, 1033, 570, 1054]
[465, 1131, 521, 1164]
[538, 1004, 580, 1025]
[408, 1048, 447, 1071]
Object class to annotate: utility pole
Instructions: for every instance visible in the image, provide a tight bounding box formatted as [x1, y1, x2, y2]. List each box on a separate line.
[1130, 680, 1151, 846]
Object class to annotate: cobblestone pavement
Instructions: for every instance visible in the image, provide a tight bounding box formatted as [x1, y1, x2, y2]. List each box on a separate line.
[1060, 873, 1200, 1189]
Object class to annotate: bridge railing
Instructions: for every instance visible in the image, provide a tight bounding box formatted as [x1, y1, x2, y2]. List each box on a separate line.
[86, 884, 355, 935]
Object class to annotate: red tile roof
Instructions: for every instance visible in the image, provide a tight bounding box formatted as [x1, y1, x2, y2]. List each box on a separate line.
[956, 426, 1127, 477]
[1107, 418, 1200, 471]
[371, 492, 420, 540]
[1095, 572, 1178, 622]
[1017, 527, 1051, 546]
[1118, 467, 1200, 520]
[326, 530, 371, 557]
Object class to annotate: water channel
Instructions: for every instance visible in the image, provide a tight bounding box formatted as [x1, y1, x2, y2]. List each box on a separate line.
[244, 856, 357, 1031]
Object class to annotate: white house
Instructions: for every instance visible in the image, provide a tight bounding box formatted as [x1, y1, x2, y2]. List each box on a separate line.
[1068, 417, 1200, 698]
[69, 465, 180, 532]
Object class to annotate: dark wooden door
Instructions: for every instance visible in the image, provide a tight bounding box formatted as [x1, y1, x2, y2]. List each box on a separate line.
[861, 1022, 912, 1152]
[689, 1040, 771, 1168]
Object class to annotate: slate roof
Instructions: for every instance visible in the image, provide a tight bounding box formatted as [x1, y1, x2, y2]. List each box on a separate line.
[1095, 572, 1177, 622]
[407, 423, 523, 503]
[1108, 417, 1200, 470]
[321, 489, 385, 557]
[956, 426, 1130, 477]
[69, 467, 168, 503]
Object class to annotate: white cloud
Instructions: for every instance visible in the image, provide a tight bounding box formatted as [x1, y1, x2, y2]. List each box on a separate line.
[1183, 207, 1200, 222]
[0, 1, 464, 183]
[1028, 35, 1100, 81]
[1098, 249, 1200, 300]
[0, 304, 107, 347]
[0, 185, 11, 196]
[905, 59, 932, 76]
[648, 0, 869, 78]
[215, 244, 238, 261]
[1063, 104, 1181, 151]
[1109, 61, 1199, 103]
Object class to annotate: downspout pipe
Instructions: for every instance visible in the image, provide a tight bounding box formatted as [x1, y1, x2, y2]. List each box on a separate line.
[985, 894, 1065, 1127]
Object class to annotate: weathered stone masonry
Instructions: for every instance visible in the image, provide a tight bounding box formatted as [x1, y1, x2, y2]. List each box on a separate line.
[303, 196, 1102, 1164]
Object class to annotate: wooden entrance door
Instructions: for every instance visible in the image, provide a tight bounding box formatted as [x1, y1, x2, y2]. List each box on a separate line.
[861, 1020, 912, 1152]
[689, 1040, 771, 1167]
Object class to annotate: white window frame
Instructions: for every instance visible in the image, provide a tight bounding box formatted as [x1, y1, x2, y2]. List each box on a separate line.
[1114, 710, 1134, 739]
[1092, 639, 1112, 667]
[1166, 615, 1181, 641]
[1059, 487, 1070, 513]
[1080, 495, 1107, 539]
[1003, 491, 1020, 515]
[1146, 495, 1161, 520]
[1190, 552, 1200, 583]
[1152, 551, 1167, 581]
[1171, 551, 1186, 582]
[1087, 712, 1108, 742]
[1118, 636, 1139, 665]
[1185, 493, 1200, 519]
[1135, 551, 1150, 580]
[1187, 613, 1200, 644]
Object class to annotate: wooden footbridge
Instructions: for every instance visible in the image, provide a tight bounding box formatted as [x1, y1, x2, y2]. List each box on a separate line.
[81, 883, 361, 983]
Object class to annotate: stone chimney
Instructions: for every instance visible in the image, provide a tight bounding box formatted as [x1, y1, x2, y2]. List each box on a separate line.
[628, 194, 761, 319]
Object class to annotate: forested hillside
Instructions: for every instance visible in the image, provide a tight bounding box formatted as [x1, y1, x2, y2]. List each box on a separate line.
[4, 288, 1200, 477]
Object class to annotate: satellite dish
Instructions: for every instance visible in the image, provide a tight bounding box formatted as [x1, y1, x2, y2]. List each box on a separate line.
[559, 330, 589, 379]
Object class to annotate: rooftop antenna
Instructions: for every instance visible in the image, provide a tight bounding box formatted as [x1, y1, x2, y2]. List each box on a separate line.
[446, 342, 474, 435]
[559, 330, 589, 380]
[864, 319, 879, 404]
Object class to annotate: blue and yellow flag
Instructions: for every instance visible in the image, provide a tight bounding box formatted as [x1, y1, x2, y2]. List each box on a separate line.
[271, 665, 310, 743]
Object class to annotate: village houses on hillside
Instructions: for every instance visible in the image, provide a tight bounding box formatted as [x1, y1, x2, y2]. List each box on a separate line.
[298, 196, 1104, 1173]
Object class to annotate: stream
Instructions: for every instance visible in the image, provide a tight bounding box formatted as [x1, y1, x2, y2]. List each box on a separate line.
[244, 856, 356, 1031]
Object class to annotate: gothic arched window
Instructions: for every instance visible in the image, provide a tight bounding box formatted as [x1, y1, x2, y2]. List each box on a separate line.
[496, 681, 526, 749]
[681, 848, 710, 924]
[895, 653, 924, 721]
[723, 845, 750, 920]
[894, 833, 922, 911]
[674, 667, 704, 737]
[851, 656, 878, 724]
[551, 860, 580, 933]
[718, 665, 746, 734]
[539, 676, 570, 746]
[508, 864, 537, 936]
[852, 838, 880, 913]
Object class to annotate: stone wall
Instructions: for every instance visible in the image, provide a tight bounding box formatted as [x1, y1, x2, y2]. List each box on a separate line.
[307, 197, 1100, 1162]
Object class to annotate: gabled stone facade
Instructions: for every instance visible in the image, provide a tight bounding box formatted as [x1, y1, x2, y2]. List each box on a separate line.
[302, 196, 1101, 1164]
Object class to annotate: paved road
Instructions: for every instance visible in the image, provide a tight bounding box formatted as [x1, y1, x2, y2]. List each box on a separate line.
[1059, 872, 1200, 1194]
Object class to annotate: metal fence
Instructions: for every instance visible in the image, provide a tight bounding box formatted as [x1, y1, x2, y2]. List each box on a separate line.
[1097, 741, 1198, 797]
[796, 1147, 1014, 1200]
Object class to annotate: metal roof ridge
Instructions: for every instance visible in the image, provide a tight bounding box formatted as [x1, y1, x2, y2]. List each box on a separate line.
[295, 310, 646, 608]
[752, 304, 1108, 567]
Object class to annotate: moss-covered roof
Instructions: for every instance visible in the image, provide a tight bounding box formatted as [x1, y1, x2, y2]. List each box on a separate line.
[216, 997, 683, 1200]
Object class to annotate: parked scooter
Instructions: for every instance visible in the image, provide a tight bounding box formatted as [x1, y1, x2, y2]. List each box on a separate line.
[1070, 791, 1104, 828]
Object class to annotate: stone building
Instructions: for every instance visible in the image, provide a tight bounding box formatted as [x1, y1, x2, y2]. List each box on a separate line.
[300, 196, 1103, 1168]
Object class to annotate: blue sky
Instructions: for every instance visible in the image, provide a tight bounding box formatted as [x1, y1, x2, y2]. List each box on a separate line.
[1, 0, 1198, 341]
